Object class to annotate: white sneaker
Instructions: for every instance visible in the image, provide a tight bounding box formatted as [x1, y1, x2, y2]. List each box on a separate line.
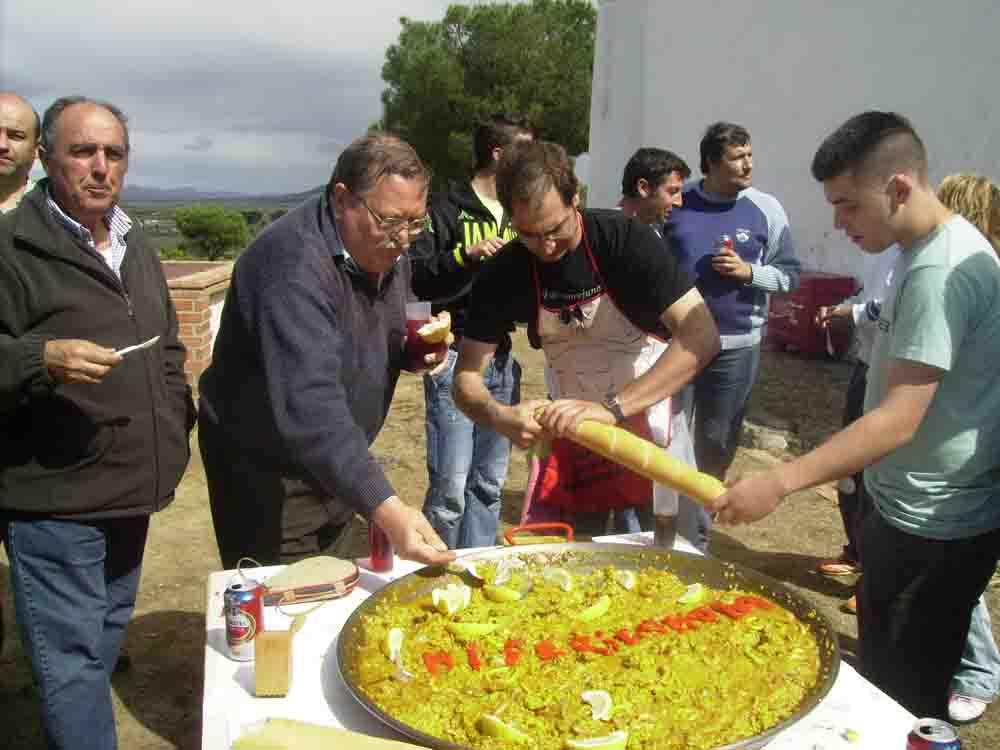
[948, 694, 988, 724]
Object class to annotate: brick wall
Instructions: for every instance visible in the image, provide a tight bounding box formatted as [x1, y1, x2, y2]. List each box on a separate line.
[163, 262, 233, 397]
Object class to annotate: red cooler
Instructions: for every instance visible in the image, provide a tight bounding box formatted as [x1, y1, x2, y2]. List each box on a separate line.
[767, 271, 858, 357]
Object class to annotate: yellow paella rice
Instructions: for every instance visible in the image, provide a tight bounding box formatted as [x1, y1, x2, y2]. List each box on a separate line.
[354, 556, 821, 750]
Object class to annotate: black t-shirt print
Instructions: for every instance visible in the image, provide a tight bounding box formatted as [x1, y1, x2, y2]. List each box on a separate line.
[463, 209, 694, 345]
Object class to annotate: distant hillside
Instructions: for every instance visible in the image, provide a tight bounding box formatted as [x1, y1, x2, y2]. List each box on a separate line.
[123, 184, 325, 204]
[123, 185, 249, 202]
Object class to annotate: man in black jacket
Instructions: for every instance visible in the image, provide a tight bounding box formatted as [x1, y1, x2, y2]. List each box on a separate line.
[416, 113, 534, 548]
[199, 134, 460, 570]
[0, 96, 194, 750]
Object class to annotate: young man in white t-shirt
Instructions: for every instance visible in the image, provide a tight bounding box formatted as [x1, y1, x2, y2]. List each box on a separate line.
[707, 111, 1000, 719]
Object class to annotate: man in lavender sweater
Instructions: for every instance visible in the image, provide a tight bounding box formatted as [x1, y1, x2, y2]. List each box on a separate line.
[664, 122, 800, 487]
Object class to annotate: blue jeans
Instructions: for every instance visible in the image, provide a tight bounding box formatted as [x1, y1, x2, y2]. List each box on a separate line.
[422, 348, 520, 549]
[1, 514, 149, 750]
[692, 343, 761, 480]
[952, 596, 1000, 701]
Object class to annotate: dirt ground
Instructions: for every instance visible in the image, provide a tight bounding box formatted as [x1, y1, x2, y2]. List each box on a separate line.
[2, 339, 998, 749]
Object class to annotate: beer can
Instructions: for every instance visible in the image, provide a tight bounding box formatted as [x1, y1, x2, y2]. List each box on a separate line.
[224, 579, 263, 661]
[369, 521, 395, 572]
[906, 718, 962, 750]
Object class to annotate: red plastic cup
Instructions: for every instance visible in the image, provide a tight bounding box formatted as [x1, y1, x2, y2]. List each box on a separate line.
[368, 521, 394, 572]
[405, 302, 447, 371]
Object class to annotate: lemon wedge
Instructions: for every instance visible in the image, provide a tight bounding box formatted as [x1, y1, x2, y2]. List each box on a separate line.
[542, 567, 573, 592]
[612, 569, 636, 591]
[575, 595, 611, 623]
[581, 689, 613, 721]
[564, 730, 629, 749]
[483, 584, 523, 603]
[477, 714, 533, 744]
[677, 583, 705, 605]
[384, 627, 404, 662]
[432, 583, 471, 615]
[493, 557, 526, 586]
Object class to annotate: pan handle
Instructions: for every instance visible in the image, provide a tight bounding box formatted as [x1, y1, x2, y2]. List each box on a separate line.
[504, 522, 574, 545]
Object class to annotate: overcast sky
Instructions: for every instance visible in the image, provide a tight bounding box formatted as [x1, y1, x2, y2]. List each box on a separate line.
[3, 1, 457, 193]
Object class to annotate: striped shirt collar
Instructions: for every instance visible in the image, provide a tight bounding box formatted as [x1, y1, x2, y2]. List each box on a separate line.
[45, 184, 132, 280]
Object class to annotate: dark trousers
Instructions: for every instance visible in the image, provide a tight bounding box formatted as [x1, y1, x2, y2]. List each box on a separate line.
[858, 510, 1000, 718]
[2, 514, 148, 750]
[199, 415, 355, 569]
[838, 361, 873, 564]
[692, 343, 761, 480]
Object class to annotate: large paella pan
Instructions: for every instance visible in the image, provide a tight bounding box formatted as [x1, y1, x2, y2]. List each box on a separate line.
[338, 543, 840, 750]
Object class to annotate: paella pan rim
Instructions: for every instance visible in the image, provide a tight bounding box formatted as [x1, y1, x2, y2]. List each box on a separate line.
[335, 542, 841, 750]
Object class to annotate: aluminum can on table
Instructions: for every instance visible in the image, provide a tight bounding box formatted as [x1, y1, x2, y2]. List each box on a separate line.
[224, 579, 263, 661]
[905, 718, 962, 750]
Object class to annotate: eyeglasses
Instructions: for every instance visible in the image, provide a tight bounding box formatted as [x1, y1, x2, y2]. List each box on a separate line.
[517, 209, 578, 244]
[352, 190, 428, 238]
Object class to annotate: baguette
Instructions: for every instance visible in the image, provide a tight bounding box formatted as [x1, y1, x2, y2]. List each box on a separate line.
[416, 311, 452, 343]
[569, 419, 725, 506]
[233, 718, 427, 750]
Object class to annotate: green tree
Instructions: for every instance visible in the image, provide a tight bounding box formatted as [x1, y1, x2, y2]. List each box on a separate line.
[240, 209, 263, 226]
[380, 0, 596, 189]
[174, 205, 250, 260]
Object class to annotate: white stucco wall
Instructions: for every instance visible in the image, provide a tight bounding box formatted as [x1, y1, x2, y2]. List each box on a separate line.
[588, 0, 1000, 276]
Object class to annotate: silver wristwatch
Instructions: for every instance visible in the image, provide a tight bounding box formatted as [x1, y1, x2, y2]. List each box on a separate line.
[603, 393, 626, 424]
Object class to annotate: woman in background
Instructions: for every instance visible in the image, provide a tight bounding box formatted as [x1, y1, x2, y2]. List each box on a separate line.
[937, 173, 1000, 725]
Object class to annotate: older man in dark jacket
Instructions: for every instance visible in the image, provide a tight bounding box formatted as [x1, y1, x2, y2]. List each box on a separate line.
[200, 134, 459, 571]
[0, 96, 194, 750]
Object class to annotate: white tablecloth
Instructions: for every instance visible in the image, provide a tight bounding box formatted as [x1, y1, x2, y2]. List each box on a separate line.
[202, 534, 916, 749]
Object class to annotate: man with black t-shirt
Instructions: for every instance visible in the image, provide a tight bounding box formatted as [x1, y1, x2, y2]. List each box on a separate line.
[453, 141, 719, 537]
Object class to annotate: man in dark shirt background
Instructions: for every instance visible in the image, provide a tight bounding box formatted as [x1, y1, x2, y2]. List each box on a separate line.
[416, 113, 534, 549]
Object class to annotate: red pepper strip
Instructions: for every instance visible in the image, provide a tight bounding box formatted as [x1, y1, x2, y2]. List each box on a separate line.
[602, 638, 621, 652]
[422, 650, 454, 675]
[423, 652, 440, 675]
[711, 601, 748, 620]
[467, 643, 482, 671]
[570, 635, 592, 652]
[737, 595, 775, 611]
[535, 639, 566, 661]
[504, 638, 526, 666]
[504, 647, 523, 666]
[569, 634, 610, 655]
[615, 629, 642, 646]
[637, 618, 668, 634]
[664, 615, 694, 632]
[687, 606, 719, 624]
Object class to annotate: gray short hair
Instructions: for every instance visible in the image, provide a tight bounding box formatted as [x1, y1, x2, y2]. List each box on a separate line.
[40, 96, 130, 153]
[328, 133, 428, 197]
